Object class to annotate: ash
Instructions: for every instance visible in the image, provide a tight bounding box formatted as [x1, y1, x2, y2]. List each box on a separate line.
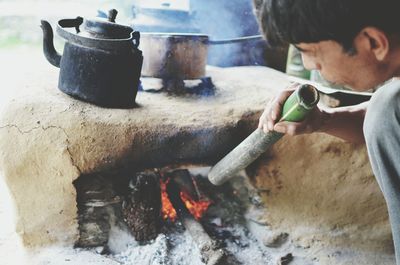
[108, 222, 272, 265]
[102, 171, 273, 265]
[111, 230, 204, 265]
[224, 224, 272, 264]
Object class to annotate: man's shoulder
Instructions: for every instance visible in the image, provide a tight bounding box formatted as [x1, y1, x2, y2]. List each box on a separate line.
[368, 79, 400, 112]
[373, 79, 400, 102]
[364, 79, 400, 136]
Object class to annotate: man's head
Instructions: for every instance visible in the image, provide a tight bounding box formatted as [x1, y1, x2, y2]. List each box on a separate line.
[255, 0, 400, 91]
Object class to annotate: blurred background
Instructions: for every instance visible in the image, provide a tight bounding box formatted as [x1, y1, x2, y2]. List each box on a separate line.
[0, 0, 288, 105]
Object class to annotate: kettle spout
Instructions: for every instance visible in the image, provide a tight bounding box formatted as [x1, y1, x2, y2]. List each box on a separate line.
[40, 20, 61, 67]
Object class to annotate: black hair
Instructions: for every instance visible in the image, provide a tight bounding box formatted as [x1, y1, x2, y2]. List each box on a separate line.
[255, 0, 400, 53]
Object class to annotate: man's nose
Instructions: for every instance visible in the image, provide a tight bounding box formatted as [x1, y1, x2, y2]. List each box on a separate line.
[301, 54, 321, 71]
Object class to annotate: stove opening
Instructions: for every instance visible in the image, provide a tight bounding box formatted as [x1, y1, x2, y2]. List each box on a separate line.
[73, 167, 277, 264]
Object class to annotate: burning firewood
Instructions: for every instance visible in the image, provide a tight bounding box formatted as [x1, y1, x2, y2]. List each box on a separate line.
[165, 169, 200, 201]
[165, 170, 227, 265]
[163, 169, 211, 220]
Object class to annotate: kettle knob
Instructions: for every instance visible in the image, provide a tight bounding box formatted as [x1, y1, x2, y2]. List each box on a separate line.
[108, 9, 118, 22]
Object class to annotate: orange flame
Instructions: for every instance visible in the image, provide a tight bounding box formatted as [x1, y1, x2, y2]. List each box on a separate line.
[160, 179, 177, 222]
[180, 190, 211, 220]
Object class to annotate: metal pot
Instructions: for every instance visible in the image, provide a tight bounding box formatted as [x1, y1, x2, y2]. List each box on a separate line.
[140, 32, 263, 80]
[140, 33, 208, 79]
[40, 9, 143, 108]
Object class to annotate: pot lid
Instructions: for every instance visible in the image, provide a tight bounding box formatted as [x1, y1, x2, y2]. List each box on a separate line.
[83, 9, 133, 39]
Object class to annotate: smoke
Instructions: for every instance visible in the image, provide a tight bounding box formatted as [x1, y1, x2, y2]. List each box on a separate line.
[131, 0, 267, 67]
[107, 223, 138, 254]
[106, 207, 137, 254]
[190, 0, 263, 66]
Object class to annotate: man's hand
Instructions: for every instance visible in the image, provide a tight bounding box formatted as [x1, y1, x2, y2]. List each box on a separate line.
[258, 83, 326, 136]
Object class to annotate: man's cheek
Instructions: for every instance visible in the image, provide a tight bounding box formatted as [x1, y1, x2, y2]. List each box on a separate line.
[318, 71, 341, 86]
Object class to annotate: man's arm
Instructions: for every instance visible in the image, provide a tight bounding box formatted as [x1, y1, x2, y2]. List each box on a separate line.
[258, 86, 368, 143]
[317, 102, 368, 143]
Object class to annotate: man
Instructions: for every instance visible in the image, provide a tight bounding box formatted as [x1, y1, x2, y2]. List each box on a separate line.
[255, 0, 400, 263]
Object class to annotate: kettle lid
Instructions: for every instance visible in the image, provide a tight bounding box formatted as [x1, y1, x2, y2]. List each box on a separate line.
[83, 9, 133, 39]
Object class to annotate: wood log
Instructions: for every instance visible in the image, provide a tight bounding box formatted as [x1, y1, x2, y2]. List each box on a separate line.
[166, 171, 227, 265]
[164, 169, 200, 200]
[181, 214, 227, 265]
[122, 171, 162, 243]
[74, 173, 121, 247]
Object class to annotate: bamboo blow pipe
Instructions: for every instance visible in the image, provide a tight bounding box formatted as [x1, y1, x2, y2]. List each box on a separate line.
[208, 84, 320, 186]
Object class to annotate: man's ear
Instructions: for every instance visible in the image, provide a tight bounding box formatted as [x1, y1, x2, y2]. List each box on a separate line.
[357, 27, 390, 61]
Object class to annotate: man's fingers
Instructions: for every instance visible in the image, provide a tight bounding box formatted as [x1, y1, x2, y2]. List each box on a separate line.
[263, 124, 269, 133]
[258, 82, 301, 133]
[270, 85, 299, 120]
[258, 98, 273, 130]
[258, 112, 265, 129]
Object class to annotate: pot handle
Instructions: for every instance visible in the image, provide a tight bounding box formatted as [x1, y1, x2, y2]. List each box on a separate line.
[208, 34, 264, 45]
[58, 17, 84, 34]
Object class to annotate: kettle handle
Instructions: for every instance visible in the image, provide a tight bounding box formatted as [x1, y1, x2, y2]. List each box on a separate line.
[58, 17, 84, 34]
[57, 16, 135, 50]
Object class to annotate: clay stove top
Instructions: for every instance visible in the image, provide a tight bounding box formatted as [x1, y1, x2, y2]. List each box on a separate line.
[0, 65, 292, 174]
[0, 64, 292, 247]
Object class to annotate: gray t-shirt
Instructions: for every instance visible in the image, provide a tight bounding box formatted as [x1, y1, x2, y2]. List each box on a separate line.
[363, 79, 400, 263]
[364, 79, 400, 190]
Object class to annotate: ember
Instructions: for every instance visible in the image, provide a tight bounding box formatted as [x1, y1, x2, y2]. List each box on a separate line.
[160, 175, 211, 221]
[160, 178, 177, 221]
[180, 190, 211, 220]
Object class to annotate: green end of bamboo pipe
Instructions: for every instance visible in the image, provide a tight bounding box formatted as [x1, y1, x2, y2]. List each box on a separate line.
[208, 84, 320, 186]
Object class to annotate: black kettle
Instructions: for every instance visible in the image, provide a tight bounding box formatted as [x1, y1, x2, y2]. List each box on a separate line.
[40, 9, 143, 108]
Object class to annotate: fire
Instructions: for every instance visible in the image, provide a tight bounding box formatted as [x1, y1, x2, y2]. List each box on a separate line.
[160, 176, 212, 221]
[160, 179, 177, 222]
[180, 190, 211, 220]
